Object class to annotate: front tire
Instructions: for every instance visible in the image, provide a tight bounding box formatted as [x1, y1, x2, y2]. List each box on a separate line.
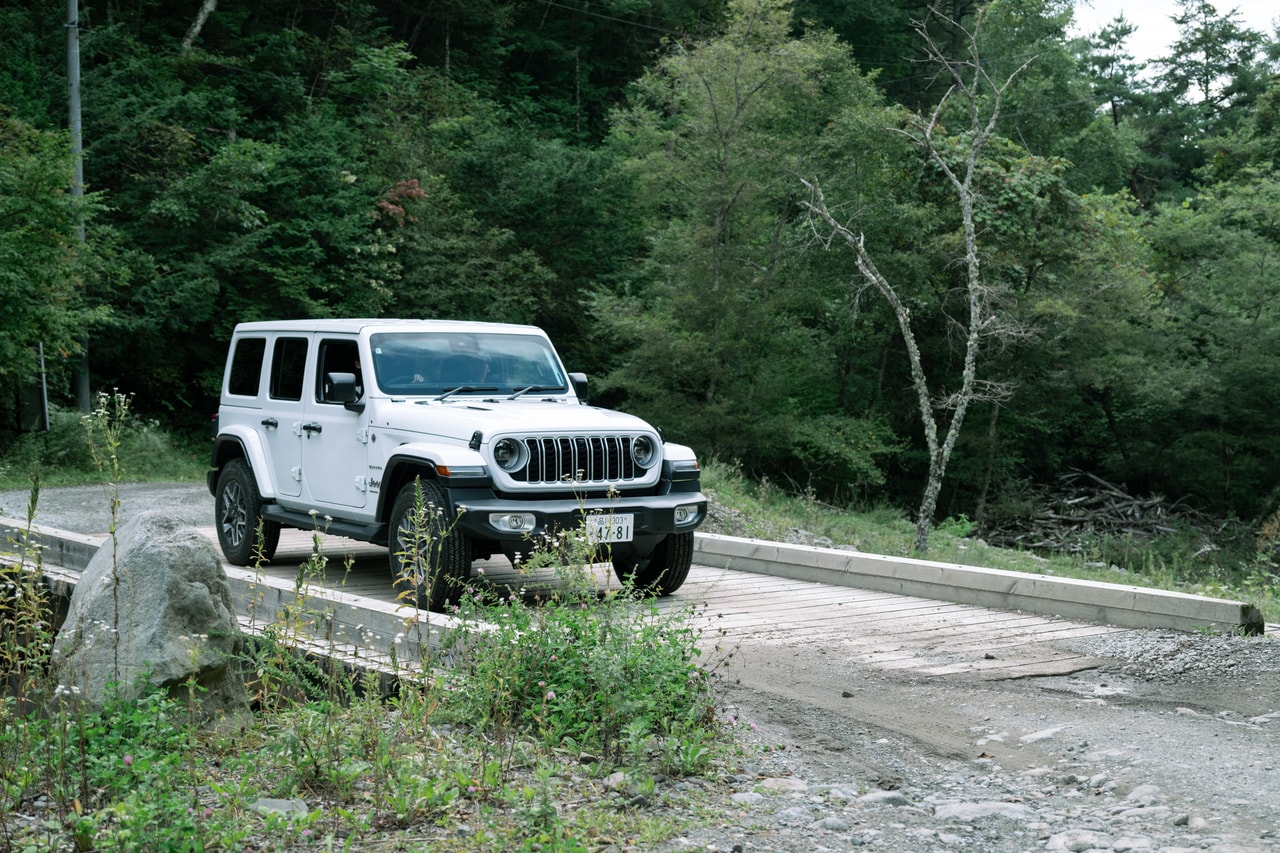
[612, 531, 693, 596]
[215, 458, 280, 565]
[388, 478, 472, 612]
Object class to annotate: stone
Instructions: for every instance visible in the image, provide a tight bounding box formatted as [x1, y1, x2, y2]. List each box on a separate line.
[1125, 784, 1164, 805]
[50, 511, 250, 730]
[933, 801, 1038, 822]
[249, 797, 310, 817]
[1045, 828, 1115, 851]
[859, 789, 910, 806]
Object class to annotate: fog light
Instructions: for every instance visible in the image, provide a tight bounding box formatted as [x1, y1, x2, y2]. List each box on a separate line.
[674, 504, 699, 525]
[489, 512, 536, 533]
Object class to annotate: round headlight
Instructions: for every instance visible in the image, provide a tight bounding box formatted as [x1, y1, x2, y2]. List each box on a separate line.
[493, 437, 527, 471]
[631, 435, 658, 469]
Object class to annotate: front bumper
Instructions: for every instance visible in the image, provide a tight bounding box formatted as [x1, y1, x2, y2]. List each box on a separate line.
[451, 490, 705, 538]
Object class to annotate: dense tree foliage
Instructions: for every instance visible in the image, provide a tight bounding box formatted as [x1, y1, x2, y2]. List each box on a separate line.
[2, 0, 1279, 534]
[0, 117, 108, 394]
[598, 0, 906, 495]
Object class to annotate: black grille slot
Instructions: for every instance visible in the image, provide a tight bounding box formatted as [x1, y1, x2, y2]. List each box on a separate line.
[516, 435, 640, 484]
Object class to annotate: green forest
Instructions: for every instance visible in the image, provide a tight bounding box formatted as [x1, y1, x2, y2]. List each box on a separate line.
[4, 0, 1280, 543]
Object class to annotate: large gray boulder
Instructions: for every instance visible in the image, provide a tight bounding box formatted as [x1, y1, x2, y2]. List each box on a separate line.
[51, 511, 250, 731]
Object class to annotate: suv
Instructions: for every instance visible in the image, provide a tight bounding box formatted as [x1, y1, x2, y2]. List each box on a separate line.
[207, 319, 706, 610]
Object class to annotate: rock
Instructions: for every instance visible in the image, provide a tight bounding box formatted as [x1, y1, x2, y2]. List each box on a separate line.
[1125, 784, 1164, 806]
[250, 797, 309, 817]
[758, 777, 808, 792]
[50, 512, 250, 730]
[933, 801, 1038, 822]
[775, 806, 812, 823]
[859, 789, 910, 806]
[1045, 828, 1115, 851]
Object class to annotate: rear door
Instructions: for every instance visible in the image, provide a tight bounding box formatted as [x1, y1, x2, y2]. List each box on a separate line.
[263, 335, 307, 498]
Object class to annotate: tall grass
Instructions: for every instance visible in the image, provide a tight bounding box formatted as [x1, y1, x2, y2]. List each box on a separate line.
[0, 401, 205, 490]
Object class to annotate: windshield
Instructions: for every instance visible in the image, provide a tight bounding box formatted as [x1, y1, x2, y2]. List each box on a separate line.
[369, 332, 568, 396]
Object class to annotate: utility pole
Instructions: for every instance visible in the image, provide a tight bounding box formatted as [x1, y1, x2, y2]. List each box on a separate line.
[68, 0, 91, 412]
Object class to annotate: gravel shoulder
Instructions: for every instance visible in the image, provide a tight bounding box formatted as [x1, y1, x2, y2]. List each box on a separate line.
[6, 482, 1280, 852]
[700, 631, 1280, 852]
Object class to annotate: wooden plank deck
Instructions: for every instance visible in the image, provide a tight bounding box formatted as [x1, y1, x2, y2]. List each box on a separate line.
[221, 527, 1121, 681]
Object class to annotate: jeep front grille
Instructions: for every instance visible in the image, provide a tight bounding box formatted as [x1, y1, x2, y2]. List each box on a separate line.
[515, 435, 643, 484]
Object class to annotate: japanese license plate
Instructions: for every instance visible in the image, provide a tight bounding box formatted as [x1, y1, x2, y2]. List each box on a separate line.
[585, 513, 634, 544]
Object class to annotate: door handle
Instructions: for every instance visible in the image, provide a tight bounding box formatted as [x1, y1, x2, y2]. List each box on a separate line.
[261, 418, 279, 428]
[302, 422, 322, 435]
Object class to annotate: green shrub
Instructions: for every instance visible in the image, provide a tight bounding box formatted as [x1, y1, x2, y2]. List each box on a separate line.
[435, 508, 718, 771]
[0, 398, 203, 489]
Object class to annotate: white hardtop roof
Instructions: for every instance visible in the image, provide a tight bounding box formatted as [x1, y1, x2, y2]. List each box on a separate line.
[231, 318, 547, 337]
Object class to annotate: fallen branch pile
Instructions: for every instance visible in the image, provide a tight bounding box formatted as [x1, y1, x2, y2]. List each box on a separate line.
[981, 470, 1221, 555]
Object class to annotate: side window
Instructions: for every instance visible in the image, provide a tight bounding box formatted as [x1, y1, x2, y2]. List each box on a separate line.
[316, 339, 360, 403]
[227, 337, 266, 397]
[269, 337, 308, 401]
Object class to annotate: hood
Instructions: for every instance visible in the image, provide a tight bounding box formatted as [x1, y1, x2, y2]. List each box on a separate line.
[369, 397, 657, 444]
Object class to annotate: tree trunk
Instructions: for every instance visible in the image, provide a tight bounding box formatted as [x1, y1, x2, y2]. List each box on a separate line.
[974, 402, 1000, 527]
[803, 6, 1030, 556]
[181, 0, 218, 51]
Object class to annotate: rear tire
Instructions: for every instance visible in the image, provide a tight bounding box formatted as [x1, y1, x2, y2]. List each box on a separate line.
[612, 531, 693, 596]
[215, 458, 280, 565]
[388, 478, 472, 611]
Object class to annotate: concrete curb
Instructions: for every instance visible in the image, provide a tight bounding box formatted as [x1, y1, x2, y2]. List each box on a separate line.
[223, 562, 468, 674]
[0, 518, 103, 574]
[693, 533, 1265, 635]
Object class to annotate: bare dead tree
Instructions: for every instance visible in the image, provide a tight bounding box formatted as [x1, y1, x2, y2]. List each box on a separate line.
[802, 5, 1032, 555]
[181, 0, 218, 51]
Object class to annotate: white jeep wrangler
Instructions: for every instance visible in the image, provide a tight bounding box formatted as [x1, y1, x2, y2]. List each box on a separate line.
[207, 319, 706, 610]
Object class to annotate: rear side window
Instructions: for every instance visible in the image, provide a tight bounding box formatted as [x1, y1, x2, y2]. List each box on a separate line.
[270, 337, 308, 401]
[227, 337, 266, 397]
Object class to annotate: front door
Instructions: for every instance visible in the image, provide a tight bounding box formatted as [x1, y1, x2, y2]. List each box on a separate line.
[300, 337, 370, 510]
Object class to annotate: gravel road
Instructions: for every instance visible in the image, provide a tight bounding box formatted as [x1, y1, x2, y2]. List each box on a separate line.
[6, 482, 1279, 852]
[0, 481, 213, 535]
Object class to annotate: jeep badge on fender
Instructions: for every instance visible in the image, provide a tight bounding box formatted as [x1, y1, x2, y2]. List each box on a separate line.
[207, 319, 706, 611]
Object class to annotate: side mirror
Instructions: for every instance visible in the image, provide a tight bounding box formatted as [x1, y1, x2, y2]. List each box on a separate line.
[324, 371, 365, 413]
[568, 372, 588, 404]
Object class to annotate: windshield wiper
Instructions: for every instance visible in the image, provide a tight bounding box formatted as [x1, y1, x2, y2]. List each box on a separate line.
[436, 385, 499, 401]
[508, 385, 564, 400]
